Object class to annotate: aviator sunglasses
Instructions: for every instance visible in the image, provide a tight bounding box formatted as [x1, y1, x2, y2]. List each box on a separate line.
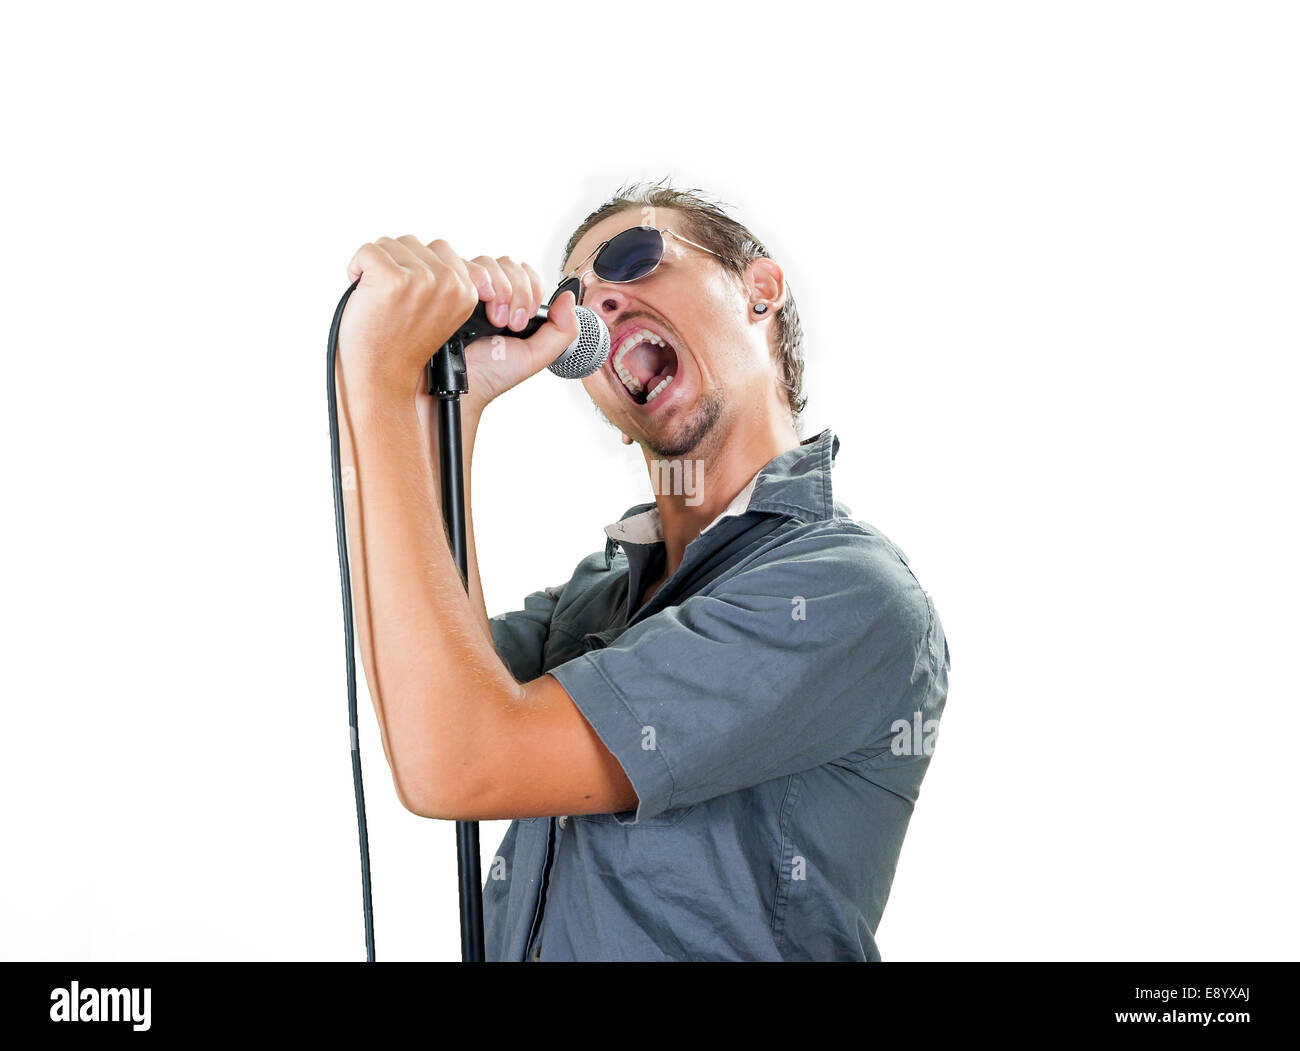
[549, 225, 723, 308]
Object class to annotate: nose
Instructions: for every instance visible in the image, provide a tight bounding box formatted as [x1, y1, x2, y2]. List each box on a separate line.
[580, 271, 631, 319]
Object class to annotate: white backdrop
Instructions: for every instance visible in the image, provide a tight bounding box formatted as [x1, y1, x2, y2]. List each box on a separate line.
[1, 1, 1295, 961]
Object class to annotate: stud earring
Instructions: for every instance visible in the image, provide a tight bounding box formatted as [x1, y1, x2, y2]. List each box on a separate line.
[753, 302, 769, 315]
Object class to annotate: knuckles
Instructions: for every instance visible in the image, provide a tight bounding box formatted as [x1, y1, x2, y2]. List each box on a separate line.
[355, 236, 487, 321]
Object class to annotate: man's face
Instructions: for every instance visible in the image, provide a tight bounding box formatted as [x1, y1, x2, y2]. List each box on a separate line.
[565, 208, 769, 459]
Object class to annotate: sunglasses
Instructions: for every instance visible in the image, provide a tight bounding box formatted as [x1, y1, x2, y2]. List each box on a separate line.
[549, 226, 723, 308]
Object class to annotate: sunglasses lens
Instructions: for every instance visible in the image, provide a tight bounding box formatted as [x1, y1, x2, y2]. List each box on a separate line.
[548, 276, 583, 308]
[593, 226, 663, 283]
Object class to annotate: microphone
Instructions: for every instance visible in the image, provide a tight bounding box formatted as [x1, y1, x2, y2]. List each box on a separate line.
[451, 300, 611, 378]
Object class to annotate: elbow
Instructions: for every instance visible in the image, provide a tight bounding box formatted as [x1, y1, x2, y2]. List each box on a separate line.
[393, 775, 441, 820]
[392, 760, 491, 822]
[399, 788, 483, 823]
[391, 766, 453, 820]
[386, 680, 520, 820]
[400, 787, 459, 821]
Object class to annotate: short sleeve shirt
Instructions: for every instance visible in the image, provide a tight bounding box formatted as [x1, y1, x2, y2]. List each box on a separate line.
[485, 429, 950, 961]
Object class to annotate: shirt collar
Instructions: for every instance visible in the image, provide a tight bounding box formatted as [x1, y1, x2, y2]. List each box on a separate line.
[602, 429, 841, 552]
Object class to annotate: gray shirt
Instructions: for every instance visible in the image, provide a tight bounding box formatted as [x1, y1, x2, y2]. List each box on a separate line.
[485, 429, 950, 961]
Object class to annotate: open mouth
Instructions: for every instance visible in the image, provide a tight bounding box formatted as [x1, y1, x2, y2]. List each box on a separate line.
[610, 325, 680, 406]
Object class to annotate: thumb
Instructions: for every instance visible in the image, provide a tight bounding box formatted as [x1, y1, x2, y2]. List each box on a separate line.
[520, 290, 580, 373]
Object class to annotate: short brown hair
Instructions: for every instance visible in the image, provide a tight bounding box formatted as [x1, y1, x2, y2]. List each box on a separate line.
[563, 179, 807, 421]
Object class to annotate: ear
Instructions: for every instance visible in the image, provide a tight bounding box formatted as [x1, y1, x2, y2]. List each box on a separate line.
[744, 257, 786, 312]
[621, 432, 634, 445]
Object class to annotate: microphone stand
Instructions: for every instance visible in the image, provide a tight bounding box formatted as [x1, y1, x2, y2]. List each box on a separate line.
[426, 332, 485, 963]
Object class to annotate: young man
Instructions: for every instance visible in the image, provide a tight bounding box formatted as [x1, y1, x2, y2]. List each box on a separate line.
[333, 183, 950, 961]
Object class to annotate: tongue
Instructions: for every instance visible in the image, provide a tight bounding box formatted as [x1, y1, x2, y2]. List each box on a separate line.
[625, 341, 677, 393]
[646, 365, 674, 390]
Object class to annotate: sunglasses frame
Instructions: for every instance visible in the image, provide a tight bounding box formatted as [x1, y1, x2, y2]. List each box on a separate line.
[550, 226, 723, 308]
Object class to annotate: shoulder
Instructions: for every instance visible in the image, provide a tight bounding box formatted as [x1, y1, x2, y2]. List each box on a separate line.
[739, 512, 938, 650]
[819, 514, 947, 677]
[750, 511, 921, 592]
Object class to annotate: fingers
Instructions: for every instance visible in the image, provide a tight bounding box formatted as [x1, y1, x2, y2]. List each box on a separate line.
[425, 239, 475, 294]
[465, 255, 544, 333]
[497, 256, 540, 333]
[464, 260, 495, 301]
[350, 237, 544, 336]
[470, 255, 512, 327]
[386, 235, 493, 305]
[367, 236, 471, 299]
[347, 242, 404, 284]
[363, 236, 482, 317]
[520, 262, 544, 314]
[379, 236, 430, 271]
[545, 287, 578, 334]
[519, 287, 580, 368]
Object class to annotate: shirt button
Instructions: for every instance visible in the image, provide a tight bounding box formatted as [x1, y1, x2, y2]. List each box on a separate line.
[557, 815, 567, 829]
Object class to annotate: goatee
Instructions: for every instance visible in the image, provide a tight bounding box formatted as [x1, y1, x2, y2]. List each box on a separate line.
[643, 388, 724, 459]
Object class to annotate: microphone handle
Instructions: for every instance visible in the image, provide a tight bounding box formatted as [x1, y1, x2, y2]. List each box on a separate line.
[451, 300, 550, 344]
[443, 298, 610, 380]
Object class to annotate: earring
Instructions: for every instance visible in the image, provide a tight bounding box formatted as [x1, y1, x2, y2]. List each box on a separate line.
[753, 302, 769, 315]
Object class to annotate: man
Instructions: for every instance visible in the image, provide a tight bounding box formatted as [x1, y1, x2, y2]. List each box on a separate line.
[333, 182, 950, 961]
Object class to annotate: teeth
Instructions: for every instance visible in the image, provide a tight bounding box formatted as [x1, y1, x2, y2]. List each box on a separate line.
[613, 328, 666, 371]
[611, 327, 673, 400]
[615, 363, 644, 394]
[644, 374, 673, 403]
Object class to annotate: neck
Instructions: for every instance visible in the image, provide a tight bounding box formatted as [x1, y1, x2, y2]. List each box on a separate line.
[642, 407, 799, 577]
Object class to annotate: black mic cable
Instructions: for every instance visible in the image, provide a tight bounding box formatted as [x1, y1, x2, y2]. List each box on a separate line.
[326, 278, 375, 962]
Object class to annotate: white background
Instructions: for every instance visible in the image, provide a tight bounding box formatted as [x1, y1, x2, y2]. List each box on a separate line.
[1, 1, 1295, 961]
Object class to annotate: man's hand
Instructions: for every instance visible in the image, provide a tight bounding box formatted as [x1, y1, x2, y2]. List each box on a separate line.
[338, 236, 579, 410]
[339, 236, 481, 399]
[460, 254, 579, 413]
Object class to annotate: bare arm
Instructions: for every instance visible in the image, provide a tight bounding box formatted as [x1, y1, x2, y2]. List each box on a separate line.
[333, 235, 635, 820]
[411, 392, 491, 644]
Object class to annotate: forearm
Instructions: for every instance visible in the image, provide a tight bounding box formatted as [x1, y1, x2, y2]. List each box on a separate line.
[335, 362, 520, 815]
[413, 390, 492, 645]
[461, 410, 494, 647]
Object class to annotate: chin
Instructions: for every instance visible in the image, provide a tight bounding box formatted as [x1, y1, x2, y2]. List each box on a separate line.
[642, 390, 725, 459]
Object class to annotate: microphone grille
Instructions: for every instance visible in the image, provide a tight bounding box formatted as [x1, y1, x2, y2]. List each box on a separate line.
[548, 307, 611, 379]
